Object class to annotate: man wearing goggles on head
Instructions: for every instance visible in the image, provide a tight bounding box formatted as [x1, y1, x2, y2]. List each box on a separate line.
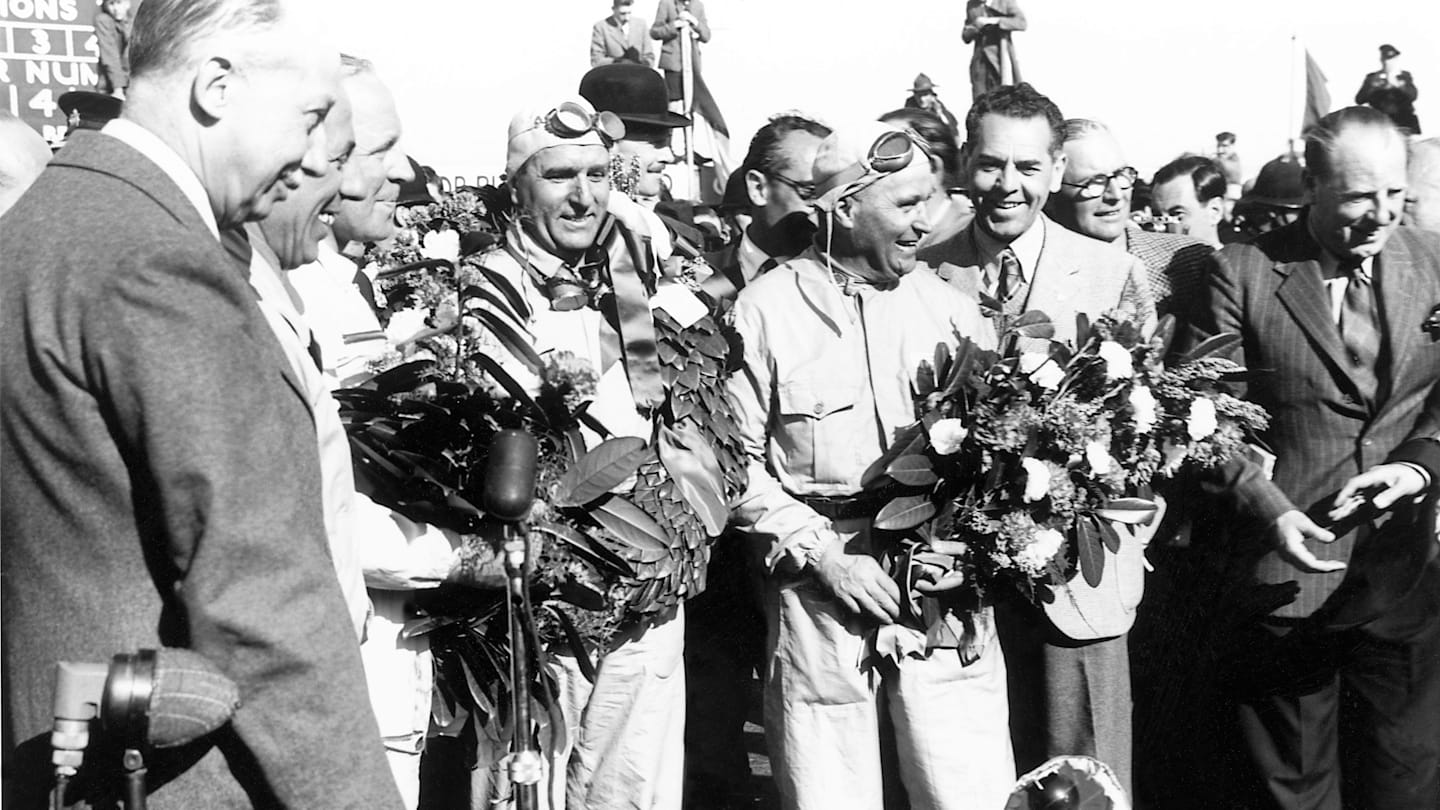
[918, 85, 1156, 795]
[726, 120, 1013, 810]
[468, 95, 702, 810]
[1044, 117, 1213, 321]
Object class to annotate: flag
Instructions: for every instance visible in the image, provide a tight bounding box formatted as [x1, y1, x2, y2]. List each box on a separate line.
[688, 73, 734, 203]
[1303, 49, 1331, 133]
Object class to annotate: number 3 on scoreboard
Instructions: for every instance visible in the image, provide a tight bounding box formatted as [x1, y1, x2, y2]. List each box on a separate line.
[29, 89, 59, 119]
[31, 29, 53, 56]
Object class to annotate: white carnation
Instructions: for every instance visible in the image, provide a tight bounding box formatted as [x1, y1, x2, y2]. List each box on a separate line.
[1020, 352, 1064, 389]
[1098, 340, 1135, 381]
[1021, 457, 1051, 502]
[385, 308, 430, 345]
[928, 418, 969, 455]
[1017, 527, 1065, 572]
[1129, 385, 1158, 434]
[1085, 441, 1114, 475]
[1187, 397, 1218, 440]
[421, 229, 461, 264]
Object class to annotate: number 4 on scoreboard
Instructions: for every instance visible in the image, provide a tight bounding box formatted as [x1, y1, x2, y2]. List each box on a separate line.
[29, 89, 59, 119]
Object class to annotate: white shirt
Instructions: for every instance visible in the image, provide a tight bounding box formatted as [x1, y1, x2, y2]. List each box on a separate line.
[102, 119, 218, 240]
[737, 232, 777, 284]
[289, 241, 391, 386]
[972, 213, 1045, 296]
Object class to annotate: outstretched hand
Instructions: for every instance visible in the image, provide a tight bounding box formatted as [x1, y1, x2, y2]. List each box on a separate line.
[1270, 510, 1344, 574]
[1331, 463, 1429, 519]
[812, 544, 901, 624]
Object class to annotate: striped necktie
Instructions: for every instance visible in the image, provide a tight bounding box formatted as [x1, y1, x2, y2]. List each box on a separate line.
[995, 247, 1027, 315]
[1339, 263, 1382, 399]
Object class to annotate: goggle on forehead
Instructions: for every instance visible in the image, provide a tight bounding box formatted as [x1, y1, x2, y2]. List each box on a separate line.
[812, 129, 931, 209]
[534, 101, 627, 145]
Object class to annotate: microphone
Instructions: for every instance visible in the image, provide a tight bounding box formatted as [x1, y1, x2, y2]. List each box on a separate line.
[52, 649, 241, 776]
[482, 429, 539, 523]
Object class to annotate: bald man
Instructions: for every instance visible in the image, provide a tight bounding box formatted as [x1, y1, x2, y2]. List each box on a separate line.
[0, 111, 51, 216]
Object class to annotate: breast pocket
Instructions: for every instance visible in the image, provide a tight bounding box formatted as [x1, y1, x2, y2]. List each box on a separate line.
[776, 378, 864, 485]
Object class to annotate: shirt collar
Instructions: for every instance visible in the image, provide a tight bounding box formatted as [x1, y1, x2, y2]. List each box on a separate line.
[973, 213, 1045, 284]
[737, 232, 776, 282]
[102, 118, 219, 241]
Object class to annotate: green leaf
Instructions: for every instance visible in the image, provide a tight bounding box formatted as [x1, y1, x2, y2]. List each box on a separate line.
[368, 359, 437, 395]
[590, 496, 671, 562]
[460, 284, 523, 324]
[1150, 313, 1177, 356]
[469, 353, 544, 421]
[1077, 519, 1105, 588]
[1012, 310, 1056, 339]
[1075, 313, 1092, 347]
[476, 263, 530, 320]
[1184, 333, 1242, 363]
[933, 342, 953, 389]
[533, 520, 635, 577]
[860, 423, 927, 487]
[657, 424, 729, 537]
[553, 436, 649, 507]
[1096, 517, 1122, 554]
[873, 495, 937, 531]
[1094, 497, 1159, 525]
[885, 455, 938, 488]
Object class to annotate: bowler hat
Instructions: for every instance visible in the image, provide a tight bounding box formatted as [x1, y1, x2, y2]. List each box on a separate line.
[1379, 43, 1400, 60]
[58, 91, 121, 134]
[579, 63, 690, 129]
[1241, 156, 1306, 208]
[909, 73, 938, 94]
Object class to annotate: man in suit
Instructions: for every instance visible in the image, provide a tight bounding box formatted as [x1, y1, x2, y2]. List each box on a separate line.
[1044, 118, 1214, 321]
[590, 0, 653, 67]
[701, 112, 831, 302]
[1192, 105, 1440, 810]
[1356, 43, 1421, 135]
[0, 1, 405, 807]
[918, 83, 1155, 792]
[650, 0, 709, 102]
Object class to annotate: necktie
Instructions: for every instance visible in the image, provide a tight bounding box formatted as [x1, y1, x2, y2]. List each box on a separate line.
[1339, 264, 1382, 399]
[995, 247, 1027, 315]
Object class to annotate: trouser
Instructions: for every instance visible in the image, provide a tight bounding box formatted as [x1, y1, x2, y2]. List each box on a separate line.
[763, 574, 1014, 810]
[997, 600, 1134, 794]
[1230, 566, 1440, 810]
[471, 606, 687, 810]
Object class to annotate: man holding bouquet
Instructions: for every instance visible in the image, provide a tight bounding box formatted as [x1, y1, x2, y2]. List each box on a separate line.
[726, 120, 1013, 810]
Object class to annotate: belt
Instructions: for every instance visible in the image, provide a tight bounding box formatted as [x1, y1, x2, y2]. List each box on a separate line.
[795, 486, 900, 522]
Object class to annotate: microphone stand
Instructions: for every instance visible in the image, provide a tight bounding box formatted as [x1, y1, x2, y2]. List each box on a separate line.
[503, 521, 542, 810]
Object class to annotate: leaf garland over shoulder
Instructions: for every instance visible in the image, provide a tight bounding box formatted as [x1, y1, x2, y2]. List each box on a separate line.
[339, 185, 746, 747]
[865, 307, 1268, 666]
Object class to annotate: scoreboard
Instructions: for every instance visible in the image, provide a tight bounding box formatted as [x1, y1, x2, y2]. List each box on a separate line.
[1, 0, 101, 144]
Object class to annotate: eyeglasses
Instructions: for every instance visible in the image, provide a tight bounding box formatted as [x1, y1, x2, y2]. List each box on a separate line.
[812, 129, 931, 207]
[1061, 166, 1138, 200]
[764, 170, 816, 200]
[539, 101, 627, 144]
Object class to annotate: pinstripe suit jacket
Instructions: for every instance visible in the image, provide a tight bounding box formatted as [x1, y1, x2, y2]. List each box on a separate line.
[1192, 219, 1440, 618]
[921, 217, 1158, 639]
[0, 132, 402, 808]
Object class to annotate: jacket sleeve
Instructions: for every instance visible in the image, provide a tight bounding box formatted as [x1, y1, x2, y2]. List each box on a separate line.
[724, 295, 836, 571]
[91, 241, 405, 808]
[1186, 249, 1296, 526]
[995, 0, 1028, 30]
[651, 0, 676, 41]
[691, 1, 712, 43]
[590, 21, 609, 66]
[354, 493, 465, 590]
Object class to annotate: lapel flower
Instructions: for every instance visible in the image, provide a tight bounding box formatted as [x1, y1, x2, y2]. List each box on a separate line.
[1424, 305, 1440, 341]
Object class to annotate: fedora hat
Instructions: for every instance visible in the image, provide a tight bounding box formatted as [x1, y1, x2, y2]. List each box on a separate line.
[909, 73, 938, 94]
[579, 63, 690, 130]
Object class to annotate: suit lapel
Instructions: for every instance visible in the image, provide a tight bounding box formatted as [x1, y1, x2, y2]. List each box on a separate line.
[1374, 232, 1429, 395]
[1273, 258, 1371, 406]
[1026, 222, 1082, 343]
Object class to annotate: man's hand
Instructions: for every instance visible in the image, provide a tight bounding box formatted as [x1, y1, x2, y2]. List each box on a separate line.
[1331, 463, 1429, 518]
[677, 10, 699, 27]
[1270, 510, 1345, 574]
[811, 543, 901, 624]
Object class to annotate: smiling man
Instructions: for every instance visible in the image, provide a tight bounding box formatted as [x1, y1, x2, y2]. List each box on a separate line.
[919, 84, 1155, 794]
[1044, 118, 1213, 320]
[1191, 106, 1440, 810]
[0, 0, 403, 806]
[727, 120, 1012, 810]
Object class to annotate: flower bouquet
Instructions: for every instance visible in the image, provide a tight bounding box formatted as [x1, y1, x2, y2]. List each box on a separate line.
[335, 185, 746, 748]
[863, 309, 1267, 663]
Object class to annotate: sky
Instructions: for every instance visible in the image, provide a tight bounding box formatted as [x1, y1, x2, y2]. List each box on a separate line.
[329, 0, 1439, 187]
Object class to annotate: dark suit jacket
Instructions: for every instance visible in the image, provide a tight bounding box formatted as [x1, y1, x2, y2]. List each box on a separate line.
[651, 0, 710, 73]
[0, 132, 403, 808]
[590, 13, 653, 66]
[1192, 219, 1440, 618]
